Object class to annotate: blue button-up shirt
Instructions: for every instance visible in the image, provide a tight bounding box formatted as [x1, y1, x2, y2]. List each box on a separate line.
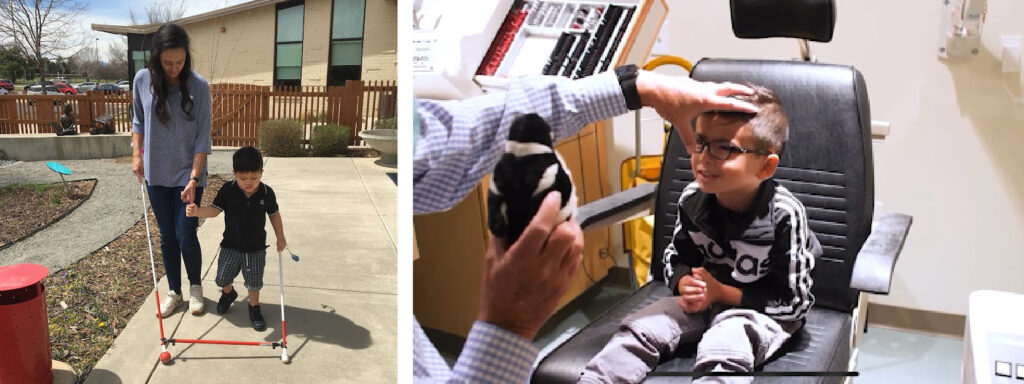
[412, 72, 629, 383]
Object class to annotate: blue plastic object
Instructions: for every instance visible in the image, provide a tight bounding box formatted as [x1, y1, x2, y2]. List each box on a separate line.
[45, 161, 71, 186]
[46, 161, 71, 175]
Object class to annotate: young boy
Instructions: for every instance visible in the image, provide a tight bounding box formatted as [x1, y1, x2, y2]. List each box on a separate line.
[186, 146, 287, 331]
[579, 85, 821, 383]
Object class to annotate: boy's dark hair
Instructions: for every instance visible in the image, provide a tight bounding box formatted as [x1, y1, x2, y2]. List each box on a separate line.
[233, 146, 263, 173]
[701, 83, 789, 156]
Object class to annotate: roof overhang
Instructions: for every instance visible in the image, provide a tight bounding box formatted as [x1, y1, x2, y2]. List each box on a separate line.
[92, 0, 293, 35]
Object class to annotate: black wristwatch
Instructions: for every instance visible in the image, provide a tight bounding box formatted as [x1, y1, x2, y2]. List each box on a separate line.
[190, 176, 200, 183]
[615, 64, 642, 111]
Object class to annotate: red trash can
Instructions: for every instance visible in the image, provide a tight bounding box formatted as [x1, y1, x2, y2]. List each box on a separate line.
[0, 264, 52, 384]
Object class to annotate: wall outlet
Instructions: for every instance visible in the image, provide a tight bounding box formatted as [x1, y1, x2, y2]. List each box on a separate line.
[871, 120, 891, 138]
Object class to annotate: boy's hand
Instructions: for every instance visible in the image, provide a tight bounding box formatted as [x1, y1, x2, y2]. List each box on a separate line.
[691, 267, 722, 304]
[277, 237, 286, 253]
[185, 203, 198, 217]
[677, 274, 708, 313]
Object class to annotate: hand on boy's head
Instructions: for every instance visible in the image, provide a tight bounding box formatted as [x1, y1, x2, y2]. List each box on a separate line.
[637, 72, 759, 155]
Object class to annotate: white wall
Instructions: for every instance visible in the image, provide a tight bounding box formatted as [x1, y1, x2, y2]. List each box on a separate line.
[606, 0, 1024, 316]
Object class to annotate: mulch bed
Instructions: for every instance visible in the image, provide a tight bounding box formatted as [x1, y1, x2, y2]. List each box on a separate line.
[343, 148, 381, 158]
[0, 180, 97, 249]
[42, 174, 228, 380]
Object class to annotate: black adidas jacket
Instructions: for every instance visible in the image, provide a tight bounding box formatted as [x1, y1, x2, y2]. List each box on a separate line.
[663, 180, 822, 322]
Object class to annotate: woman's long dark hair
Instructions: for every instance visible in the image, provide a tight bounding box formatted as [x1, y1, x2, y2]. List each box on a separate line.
[148, 23, 194, 125]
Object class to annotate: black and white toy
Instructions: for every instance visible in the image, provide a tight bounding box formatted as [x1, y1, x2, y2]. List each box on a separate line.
[488, 113, 577, 247]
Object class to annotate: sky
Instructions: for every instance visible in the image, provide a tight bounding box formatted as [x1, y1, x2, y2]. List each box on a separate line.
[79, 0, 249, 61]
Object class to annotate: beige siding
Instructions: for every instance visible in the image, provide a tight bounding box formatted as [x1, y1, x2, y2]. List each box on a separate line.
[184, 7, 275, 85]
[179, 0, 394, 86]
[301, 0, 332, 86]
[362, 0, 397, 81]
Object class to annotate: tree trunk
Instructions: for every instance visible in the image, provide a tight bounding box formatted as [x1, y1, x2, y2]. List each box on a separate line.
[38, 62, 46, 95]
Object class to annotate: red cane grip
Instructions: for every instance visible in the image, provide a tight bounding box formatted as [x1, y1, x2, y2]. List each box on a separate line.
[0, 264, 52, 384]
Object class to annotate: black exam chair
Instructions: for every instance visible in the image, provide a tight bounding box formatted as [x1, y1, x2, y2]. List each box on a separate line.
[532, 2, 913, 383]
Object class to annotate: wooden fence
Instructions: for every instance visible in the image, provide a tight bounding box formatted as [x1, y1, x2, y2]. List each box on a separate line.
[0, 80, 397, 147]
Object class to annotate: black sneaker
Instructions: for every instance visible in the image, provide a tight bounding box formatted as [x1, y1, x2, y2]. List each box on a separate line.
[249, 305, 266, 331]
[216, 289, 238, 314]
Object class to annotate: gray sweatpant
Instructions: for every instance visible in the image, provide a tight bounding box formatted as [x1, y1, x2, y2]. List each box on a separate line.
[579, 297, 801, 384]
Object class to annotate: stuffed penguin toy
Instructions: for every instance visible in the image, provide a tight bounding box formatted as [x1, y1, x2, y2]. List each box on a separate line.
[487, 113, 578, 247]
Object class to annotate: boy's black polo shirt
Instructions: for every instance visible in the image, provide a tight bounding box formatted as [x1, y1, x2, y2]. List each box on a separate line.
[211, 181, 279, 252]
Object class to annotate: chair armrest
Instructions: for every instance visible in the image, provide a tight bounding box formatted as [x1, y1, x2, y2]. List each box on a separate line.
[577, 183, 657, 231]
[850, 212, 913, 294]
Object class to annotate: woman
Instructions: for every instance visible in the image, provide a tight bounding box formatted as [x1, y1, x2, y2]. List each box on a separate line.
[131, 23, 212, 318]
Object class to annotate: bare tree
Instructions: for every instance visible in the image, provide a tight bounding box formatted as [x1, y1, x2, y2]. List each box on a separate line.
[105, 38, 129, 81]
[0, 0, 88, 94]
[129, 0, 187, 25]
[68, 45, 103, 80]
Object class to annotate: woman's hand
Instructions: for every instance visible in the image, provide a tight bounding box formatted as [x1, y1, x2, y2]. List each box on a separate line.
[181, 180, 196, 203]
[132, 155, 144, 184]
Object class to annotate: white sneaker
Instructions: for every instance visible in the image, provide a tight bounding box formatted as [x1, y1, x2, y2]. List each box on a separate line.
[189, 285, 204, 315]
[160, 291, 184, 318]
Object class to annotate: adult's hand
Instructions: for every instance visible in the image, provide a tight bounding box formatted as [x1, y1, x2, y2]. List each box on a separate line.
[477, 191, 584, 341]
[180, 182, 196, 204]
[132, 156, 144, 184]
[636, 71, 760, 154]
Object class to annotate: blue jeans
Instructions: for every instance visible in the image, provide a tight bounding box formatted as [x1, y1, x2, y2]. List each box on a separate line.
[147, 184, 204, 295]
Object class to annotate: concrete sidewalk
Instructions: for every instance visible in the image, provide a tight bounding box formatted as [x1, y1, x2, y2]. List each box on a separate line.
[85, 157, 397, 383]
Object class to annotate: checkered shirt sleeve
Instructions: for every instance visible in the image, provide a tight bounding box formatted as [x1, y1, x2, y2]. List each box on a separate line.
[414, 72, 628, 214]
[414, 318, 538, 383]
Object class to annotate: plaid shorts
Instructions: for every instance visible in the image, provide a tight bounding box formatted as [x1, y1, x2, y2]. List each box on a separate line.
[215, 247, 266, 291]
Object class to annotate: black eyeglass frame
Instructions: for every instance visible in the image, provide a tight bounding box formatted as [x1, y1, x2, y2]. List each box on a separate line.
[694, 135, 773, 161]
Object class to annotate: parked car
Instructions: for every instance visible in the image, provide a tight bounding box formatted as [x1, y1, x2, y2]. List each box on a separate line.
[24, 81, 55, 91]
[53, 83, 77, 95]
[26, 85, 62, 95]
[0, 79, 13, 91]
[53, 76, 69, 83]
[94, 83, 124, 95]
[76, 82, 97, 92]
[117, 80, 130, 91]
[0, 87, 7, 95]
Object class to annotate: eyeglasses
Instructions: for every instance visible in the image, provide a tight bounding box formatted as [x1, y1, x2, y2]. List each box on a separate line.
[694, 135, 771, 161]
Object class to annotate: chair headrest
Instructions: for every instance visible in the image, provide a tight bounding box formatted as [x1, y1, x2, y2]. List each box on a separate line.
[730, 0, 836, 42]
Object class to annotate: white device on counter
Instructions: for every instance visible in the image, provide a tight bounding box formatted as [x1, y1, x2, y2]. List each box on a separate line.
[962, 290, 1024, 383]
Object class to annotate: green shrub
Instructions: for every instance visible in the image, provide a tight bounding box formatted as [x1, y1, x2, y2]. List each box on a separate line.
[310, 124, 351, 156]
[259, 119, 305, 157]
[374, 118, 397, 130]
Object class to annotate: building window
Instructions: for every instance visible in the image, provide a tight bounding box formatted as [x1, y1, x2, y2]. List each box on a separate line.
[327, 0, 364, 86]
[131, 50, 150, 76]
[275, 2, 304, 87]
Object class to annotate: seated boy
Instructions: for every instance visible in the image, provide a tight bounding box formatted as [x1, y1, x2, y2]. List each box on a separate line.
[186, 146, 287, 331]
[579, 85, 821, 383]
